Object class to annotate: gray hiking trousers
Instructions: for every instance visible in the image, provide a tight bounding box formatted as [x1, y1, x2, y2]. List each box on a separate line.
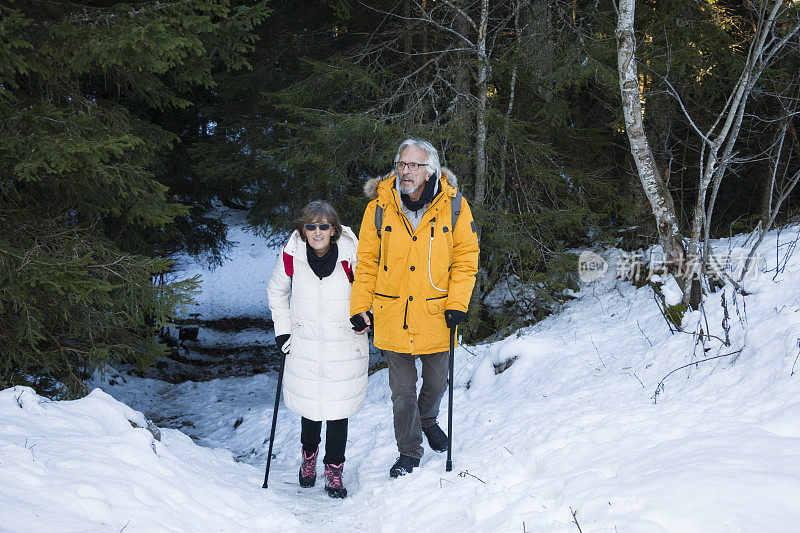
[385, 350, 449, 459]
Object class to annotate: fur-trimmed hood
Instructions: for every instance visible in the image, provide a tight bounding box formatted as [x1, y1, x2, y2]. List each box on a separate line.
[363, 167, 458, 199]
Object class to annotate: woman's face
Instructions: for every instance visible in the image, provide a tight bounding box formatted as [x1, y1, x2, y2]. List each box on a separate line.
[303, 218, 335, 256]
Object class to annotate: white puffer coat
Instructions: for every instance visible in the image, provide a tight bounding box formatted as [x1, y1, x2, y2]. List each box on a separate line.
[266, 226, 369, 421]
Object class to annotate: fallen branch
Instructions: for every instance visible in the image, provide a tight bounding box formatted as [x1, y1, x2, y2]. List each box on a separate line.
[774, 228, 800, 279]
[458, 470, 486, 484]
[652, 290, 676, 334]
[671, 328, 729, 346]
[503, 445, 527, 468]
[652, 349, 743, 403]
[569, 506, 583, 533]
[637, 320, 653, 346]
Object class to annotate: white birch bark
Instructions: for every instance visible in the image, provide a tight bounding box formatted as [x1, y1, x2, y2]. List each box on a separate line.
[617, 0, 799, 305]
[616, 0, 686, 291]
[691, 0, 797, 298]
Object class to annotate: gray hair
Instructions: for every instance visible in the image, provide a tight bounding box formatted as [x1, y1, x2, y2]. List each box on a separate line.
[394, 138, 441, 181]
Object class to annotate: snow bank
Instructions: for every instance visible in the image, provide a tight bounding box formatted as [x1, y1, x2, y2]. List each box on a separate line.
[0, 387, 295, 532]
[6, 218, 800, 531]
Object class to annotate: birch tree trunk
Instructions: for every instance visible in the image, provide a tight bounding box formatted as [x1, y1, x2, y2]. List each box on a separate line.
[616, 0, 799, 307]
[698, 0, 797, 259]
[616, 0, 688, 293]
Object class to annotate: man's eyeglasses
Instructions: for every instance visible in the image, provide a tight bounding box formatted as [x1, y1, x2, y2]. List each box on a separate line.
[305, 223, 331, 231]
[396, 161, 428, 172]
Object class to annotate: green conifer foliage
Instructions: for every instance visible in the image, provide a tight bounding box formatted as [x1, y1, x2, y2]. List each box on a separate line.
[246, 1, 628, 339]
[0, 0, 268, 396]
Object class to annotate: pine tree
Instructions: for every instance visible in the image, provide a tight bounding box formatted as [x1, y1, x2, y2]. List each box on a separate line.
[0, 0, 269, 396]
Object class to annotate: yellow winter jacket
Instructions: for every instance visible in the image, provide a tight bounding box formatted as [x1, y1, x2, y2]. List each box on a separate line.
[350, 168, 480, 355]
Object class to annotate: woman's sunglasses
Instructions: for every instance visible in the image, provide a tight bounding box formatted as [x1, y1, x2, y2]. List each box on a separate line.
[305, 223, 331, 231]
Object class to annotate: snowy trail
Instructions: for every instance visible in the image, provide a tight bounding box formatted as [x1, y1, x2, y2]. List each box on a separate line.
[5, 211, 800, 531]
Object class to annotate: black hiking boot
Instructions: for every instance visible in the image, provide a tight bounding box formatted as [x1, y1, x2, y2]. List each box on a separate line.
[422, 423, 448, 453]
[324, 462, 347, 499]
[389, 455, 420, 478]
[299, 447, 318, 487]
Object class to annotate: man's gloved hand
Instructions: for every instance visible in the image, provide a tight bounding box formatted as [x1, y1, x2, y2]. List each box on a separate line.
[350, 311, 373, 332]
[444, 309, 467, 329]
[275, 334, 291, 354]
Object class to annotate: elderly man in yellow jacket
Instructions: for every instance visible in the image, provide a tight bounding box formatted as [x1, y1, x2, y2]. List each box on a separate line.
[350, 138, 479, 478]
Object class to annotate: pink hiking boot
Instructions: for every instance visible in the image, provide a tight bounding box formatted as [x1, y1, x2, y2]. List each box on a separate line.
[299, 447, 317, 487]
[324, 462, 347, 499]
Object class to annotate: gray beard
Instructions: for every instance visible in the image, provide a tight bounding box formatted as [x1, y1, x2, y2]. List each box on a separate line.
[399, 181, 417, 195]
[395, 173, 431, 197]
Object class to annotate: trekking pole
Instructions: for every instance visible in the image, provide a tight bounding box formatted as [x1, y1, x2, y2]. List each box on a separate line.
[446, 325, 456, 472]
[263, 352, 286, 488]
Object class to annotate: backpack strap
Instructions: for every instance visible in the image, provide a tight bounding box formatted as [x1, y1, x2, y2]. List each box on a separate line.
[375, 203, 384, 238]
[451, 189, 462, 231]
[341, 260, 354, 283]
[282, 249, 294, 277]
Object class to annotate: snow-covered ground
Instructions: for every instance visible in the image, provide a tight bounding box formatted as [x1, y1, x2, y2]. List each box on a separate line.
[171, 208, 278, 321]
[3, 211, 800, 532]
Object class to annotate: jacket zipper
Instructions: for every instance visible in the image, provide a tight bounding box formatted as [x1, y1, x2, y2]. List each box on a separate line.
[381, 225, 391, 269]
[428, 219, 447, 292]
[374, 292, 399, 299]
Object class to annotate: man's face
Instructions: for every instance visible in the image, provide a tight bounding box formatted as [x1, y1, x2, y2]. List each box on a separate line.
[397, 145, 432, 197]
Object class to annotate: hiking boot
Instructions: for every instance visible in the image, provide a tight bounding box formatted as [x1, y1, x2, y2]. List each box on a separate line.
[324, 462, 347, 499]
[389, 454, 420, 478]
[299, 447, 317, 487]
[422, 423, 448, 453]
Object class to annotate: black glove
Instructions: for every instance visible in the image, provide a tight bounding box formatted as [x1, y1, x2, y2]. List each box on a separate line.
[275, 334, 290, 353]
[444, 309, 467, 329]
[350, 311, 373, 331]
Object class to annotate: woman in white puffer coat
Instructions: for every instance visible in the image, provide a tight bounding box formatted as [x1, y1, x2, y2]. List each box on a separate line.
[266, 200, 369, 499]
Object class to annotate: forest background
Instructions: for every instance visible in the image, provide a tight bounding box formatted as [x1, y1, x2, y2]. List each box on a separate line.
[1, 0, 798, 397]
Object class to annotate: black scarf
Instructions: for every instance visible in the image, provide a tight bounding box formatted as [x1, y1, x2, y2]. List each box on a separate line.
[306, 241, 338, 280]
[400, 174, 438, 212]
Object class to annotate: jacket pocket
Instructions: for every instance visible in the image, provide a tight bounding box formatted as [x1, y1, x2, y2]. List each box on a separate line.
[426, 295, 449, 333]
[373, 292, 400, 345]
[426, 294, 447, 315]
[374, 292, 399, 299]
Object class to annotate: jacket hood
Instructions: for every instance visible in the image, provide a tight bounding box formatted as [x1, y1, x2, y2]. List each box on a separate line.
[363, 167, 458, 199]
[284, 225, 359, 263]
